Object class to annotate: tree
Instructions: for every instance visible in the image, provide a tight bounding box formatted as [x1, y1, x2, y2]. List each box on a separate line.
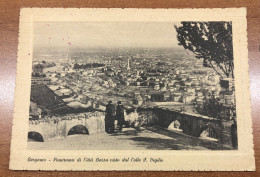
[175, 22, 234, 78]
[194, 92, 224, 118]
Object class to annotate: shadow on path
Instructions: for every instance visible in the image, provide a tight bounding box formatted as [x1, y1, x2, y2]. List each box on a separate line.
[110, 129, 142, 137]
[109, 127, 228, 150]
[129, 137, 185, 150]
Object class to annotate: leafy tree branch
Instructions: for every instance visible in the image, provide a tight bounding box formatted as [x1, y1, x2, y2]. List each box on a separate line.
[175, 22, 234, 78]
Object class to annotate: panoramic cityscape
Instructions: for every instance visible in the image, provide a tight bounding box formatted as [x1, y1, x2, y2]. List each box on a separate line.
[28, 22, 237, 150]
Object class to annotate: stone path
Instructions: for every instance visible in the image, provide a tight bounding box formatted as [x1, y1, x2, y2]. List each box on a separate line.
[27, 127, 221, 150]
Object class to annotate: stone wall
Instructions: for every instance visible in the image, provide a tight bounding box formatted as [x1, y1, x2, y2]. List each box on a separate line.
[28, 108, 236, 149]
[28, 112, 105, 141]
[138, 107, 235, 148]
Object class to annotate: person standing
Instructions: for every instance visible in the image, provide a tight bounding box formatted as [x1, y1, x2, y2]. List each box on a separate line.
[105, 101, 115, 134]
[116, 101, 125, 131]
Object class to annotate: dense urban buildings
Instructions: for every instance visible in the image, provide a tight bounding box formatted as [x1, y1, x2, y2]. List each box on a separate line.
[29, 47, 235, 121]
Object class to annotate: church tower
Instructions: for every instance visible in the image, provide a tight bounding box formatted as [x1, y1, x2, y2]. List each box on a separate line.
[127, 56, 131, 70]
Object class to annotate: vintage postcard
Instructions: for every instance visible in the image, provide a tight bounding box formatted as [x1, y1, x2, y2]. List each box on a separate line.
[10, 8, 255, 171]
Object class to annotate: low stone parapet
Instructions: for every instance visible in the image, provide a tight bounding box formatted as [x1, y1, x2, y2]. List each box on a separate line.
[137, 107, 236, 149]
[28, 111, 105, 141]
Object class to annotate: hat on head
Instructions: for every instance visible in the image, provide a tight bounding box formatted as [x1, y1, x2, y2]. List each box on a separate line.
[117, 101, 121, 104]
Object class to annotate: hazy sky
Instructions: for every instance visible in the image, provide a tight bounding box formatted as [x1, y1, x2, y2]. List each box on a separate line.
[33, 22, 180, 49]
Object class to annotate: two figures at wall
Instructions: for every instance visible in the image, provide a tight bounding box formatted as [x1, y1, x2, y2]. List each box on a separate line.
[105, 101, 125, 134]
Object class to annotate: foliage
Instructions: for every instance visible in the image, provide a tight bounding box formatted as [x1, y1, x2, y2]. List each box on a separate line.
[175, 22, 234, 78]
[194, 92, 224, 118]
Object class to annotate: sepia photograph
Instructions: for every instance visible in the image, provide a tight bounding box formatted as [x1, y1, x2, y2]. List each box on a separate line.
[28, 21, 237, 151]
[9, 8, 254, 171]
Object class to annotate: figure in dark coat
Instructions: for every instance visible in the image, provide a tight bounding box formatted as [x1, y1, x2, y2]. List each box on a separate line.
[116, 101, 125, 131]
[105, 101, 115, 134]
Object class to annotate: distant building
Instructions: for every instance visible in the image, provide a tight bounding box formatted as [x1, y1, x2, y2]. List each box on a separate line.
[62, 97, 75, 103]
[163, 92, 171, 101]
[160, 86, 167, 91]
[49, 85, 65, 91]
[54, 88, 73, 97]
[67, 101, 83, 108]
[186, 87, 196, 93]
[150, 91, 164, 102]
[31, 77, 50, 85]
[172, 92, 182, 102]
[182, 93, 195, 103]
[29, 101, 42, 120]
[32, 64, 44, 74]
[127, 56, 131, 70]
[154, 84, 160, 90]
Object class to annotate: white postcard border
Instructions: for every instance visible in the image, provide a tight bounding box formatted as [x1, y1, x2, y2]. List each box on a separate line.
[9, 8, 255, 171]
